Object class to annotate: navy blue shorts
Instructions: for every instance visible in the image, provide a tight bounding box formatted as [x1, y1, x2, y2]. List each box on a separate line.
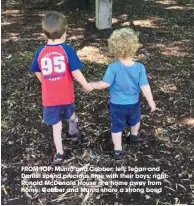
[109, 101, 141, 133]
[43, 103, 75, 125]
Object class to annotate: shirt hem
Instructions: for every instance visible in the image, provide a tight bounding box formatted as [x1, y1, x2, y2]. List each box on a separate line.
[42, 100, 75, 107]
[110, 100, 139, 105]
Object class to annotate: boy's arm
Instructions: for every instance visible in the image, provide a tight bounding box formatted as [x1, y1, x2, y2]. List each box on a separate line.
[90, 81, 110, 90]
[30, 48, 42, 81]
[64, 45, 93, 91]
[139, 65, 156, 112]
[141, 85, 156, 112]
[35, 72, 42, 82]
[72, 70, 92, 92]
[89, 64, 114, 90]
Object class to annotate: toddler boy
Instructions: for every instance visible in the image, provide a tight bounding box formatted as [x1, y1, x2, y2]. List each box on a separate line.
[89, 28, 156, 160]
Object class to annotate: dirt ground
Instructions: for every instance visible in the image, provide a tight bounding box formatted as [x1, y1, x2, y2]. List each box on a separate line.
[1, 0, 194, 205]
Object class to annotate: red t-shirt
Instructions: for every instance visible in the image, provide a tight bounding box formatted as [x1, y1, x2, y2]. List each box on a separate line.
[30, 44, 83, 106]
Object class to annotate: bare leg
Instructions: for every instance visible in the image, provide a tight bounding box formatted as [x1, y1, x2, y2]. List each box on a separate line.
[68, 112, 79, 135]
[131, 122, 140, 136]
[52, 121, 63, 154]
[130, 122, 140, 144]
[112, 132, 122, 151]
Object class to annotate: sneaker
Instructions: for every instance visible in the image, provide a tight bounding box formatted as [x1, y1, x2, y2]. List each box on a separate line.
[126, 133, 141, 149]
[114, 150, 123, 160]
[126, 133, 140, 144]
[52, 153, 65, 165]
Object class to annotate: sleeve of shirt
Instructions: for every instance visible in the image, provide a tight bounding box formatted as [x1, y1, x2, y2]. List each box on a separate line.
[103, 64, 116, 85]
[30, 48, 41, 73]
[64, 45, 84, 71]
[139, 65, 149, 86]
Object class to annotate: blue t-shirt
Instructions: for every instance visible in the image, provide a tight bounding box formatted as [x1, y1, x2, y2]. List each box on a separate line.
[103, 61, 149, 105]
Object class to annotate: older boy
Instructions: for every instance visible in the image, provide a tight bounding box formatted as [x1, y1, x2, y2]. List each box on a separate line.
[89, 28, 156, 160]
[30, 11, 92, 165]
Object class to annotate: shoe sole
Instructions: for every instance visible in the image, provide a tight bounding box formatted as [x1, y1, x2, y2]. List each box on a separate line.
[52, 159, 64, 166]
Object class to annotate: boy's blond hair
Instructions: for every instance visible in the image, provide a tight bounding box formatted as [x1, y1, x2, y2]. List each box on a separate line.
[108, 28, 139, 58]
[42, 11, 68, 40]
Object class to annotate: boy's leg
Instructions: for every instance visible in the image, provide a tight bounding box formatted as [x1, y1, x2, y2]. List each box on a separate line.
[43, 106, 65, 165]
[43, 106, 64, 153]
[109, 103, 126, 160]
[52, 120, 66, 165]
[130, 121, 140, 143]
[68, 112, 79, 136]
[112, 132, 123, 160]
[112, 132, 122, 151]
[131, 121, 140, 136]
[127, 102, 141, 143]
[53, 121, 63, 154]
[61, 103, 79, 141]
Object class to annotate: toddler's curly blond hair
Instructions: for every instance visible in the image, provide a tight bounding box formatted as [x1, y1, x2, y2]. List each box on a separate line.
[108, 28, 139, 58]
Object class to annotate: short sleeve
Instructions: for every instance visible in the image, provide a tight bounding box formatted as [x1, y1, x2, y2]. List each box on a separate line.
[139, 65, 149, 86]
[30, 48, 42, 73]
[103, 64, 116, 85]
[63, 45, 84, 71]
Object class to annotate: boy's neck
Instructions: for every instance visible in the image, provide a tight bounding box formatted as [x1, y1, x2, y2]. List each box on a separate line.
[119, 57, 135, 67]
[47, 39, 65, 45]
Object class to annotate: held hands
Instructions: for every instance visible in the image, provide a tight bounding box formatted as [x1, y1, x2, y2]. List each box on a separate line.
[82, 83, 94, 93]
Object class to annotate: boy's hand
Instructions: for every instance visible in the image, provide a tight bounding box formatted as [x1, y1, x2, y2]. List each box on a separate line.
[83, 83, 93, 93]
[149, 100, 156, 112]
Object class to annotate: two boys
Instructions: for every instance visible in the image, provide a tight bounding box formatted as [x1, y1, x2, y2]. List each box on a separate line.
[30, 11, 156, 165]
